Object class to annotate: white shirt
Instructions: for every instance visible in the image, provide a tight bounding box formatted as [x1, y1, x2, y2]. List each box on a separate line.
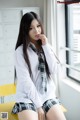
[15, 43, 60, 109]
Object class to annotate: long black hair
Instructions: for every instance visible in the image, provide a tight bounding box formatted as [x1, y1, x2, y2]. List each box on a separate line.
[15, 11, 50, 77]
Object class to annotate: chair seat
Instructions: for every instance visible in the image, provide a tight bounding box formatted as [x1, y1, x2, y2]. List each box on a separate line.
[0, 101, 18, 120]
[60, 104, 67, 112]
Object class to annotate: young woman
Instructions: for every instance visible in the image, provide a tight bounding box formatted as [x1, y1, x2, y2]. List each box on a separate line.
[12, 12, 66, 120]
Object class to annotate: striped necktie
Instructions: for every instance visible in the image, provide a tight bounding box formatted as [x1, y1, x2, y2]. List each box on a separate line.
[29, 43, 47, 94]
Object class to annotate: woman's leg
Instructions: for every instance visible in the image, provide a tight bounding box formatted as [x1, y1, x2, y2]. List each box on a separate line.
[18, 110, 38, 120]
[46, 104, 66, 120]
[12, 102, 38, 120]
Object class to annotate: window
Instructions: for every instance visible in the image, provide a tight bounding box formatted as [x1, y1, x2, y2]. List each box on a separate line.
[65, 3, 80, 82]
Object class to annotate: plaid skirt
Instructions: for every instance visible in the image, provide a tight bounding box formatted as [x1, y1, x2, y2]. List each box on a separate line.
[12, 98, 60, 114]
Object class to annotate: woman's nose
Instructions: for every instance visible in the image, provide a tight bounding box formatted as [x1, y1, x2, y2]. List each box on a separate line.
[34, 28, 39, 33]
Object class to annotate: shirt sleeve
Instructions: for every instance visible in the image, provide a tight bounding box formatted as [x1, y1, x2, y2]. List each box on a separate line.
[15, 47, 43, 109]
[42, 43, 60, 75]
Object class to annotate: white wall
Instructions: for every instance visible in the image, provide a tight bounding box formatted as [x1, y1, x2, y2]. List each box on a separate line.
[60, 80, 80, 120]
[0, 0, 44, 20]
[57, 3, 80, 120]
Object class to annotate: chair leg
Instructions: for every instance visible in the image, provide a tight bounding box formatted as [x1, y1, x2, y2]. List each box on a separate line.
[1, 96, 4, 103]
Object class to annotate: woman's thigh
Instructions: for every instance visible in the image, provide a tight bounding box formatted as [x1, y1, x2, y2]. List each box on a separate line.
[18, 110, 38, 120]
[46, 104, 66, 120]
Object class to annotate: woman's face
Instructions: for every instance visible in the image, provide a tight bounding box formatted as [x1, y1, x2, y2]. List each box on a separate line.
[29, 19, 41, 41]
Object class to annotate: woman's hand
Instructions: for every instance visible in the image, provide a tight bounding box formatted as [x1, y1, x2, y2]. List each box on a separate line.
[38, 34, 48, 45]
[37, 107, 45, 120]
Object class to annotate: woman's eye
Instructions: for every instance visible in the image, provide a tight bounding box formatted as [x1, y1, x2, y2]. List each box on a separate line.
[29, 28, 32, 30]
[37, 25, 41, 27]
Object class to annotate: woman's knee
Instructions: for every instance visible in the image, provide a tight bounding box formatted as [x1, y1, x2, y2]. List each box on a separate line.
[18, 110, 38, 120]
[46, 104, 66, 120]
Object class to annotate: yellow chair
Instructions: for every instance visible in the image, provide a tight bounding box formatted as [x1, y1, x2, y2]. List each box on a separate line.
[0, 84, 67, 120]
[60, 104, 67, 112]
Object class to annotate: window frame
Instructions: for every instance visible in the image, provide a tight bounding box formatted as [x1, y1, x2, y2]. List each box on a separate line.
[65, 4, 80, 83]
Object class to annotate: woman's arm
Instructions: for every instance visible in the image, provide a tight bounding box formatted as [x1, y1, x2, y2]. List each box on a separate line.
[15, 46, 42, 109]
[37, 34, 60, 75]
[42, 43, 60, 75]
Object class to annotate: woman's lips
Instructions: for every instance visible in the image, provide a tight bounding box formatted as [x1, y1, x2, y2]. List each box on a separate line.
[35, 34, 39, 38]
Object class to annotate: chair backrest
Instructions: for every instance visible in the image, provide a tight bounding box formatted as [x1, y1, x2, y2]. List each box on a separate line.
[0, 83, 16, 96]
